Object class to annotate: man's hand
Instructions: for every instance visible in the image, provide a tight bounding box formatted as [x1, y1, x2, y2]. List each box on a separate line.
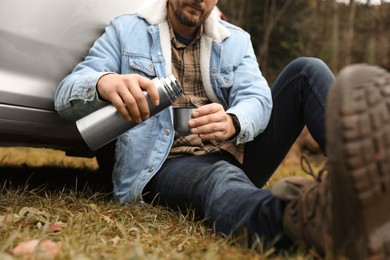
[189, 103, 237, 141]
[97, 74, 159, 123]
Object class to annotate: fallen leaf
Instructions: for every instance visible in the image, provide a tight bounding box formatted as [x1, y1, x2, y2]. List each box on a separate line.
[39, 240, 62, 258]
[13, 239, 40, 255]
[47, 223, 64, 232]
[13, 239, 61, 259]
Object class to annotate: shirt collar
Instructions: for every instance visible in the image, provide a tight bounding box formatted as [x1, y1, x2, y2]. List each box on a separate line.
[168, 18, 203, 48]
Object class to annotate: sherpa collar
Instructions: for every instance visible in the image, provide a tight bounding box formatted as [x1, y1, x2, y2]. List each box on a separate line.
[137, 0, 230, 44]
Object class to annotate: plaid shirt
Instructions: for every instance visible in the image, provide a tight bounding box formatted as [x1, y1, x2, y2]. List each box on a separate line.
[168, 23, 244, 163]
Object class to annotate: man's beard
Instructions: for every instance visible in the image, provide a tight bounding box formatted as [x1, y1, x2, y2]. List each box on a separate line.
[175, 10, 204, 27]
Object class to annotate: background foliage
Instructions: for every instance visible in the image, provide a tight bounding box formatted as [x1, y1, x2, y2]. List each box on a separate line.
[218, 0, 390, 83]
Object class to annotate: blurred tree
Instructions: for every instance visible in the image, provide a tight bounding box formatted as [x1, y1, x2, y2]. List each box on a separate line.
[218, 0, 390, 80]
[217, 0, 389, 156]
[257, 0, 294, 75]
[344, 0, 357, 65]
[331, 0, 340, 71]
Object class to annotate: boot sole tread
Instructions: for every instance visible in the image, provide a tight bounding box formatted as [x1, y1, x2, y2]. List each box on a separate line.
[327, 64, 390, 259]
[341, 73, 390, 204]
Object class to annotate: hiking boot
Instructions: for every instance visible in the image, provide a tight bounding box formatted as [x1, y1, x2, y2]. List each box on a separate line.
[272, 64, 390, 259]
[271, 155, 329, 256]
[326, 64, 390, 259]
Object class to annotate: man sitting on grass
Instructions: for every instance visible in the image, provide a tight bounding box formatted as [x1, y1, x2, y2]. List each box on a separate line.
[54, 0, 390, 258]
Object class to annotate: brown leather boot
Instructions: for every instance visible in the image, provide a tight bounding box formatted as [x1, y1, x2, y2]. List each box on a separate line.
[326, 64, 390, 259]
[273, 64, 390, 259]
[271, 156, 329, 257]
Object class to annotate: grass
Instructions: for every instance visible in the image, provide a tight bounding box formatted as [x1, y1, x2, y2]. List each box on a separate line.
[0, 147, 325, 259]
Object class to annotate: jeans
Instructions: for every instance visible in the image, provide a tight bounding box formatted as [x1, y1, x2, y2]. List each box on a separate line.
[143, 57, 335, 248]
[244, 57, 335, 187]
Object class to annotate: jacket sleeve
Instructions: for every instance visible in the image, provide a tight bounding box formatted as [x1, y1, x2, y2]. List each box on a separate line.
[54, 19, 121, 121]
[225, 31, 272, 144]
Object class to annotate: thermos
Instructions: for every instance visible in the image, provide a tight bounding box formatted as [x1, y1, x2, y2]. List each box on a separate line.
[76, 75, 183, 151]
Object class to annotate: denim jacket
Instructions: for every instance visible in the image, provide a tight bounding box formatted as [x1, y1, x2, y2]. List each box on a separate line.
[54, 0, 272, 203]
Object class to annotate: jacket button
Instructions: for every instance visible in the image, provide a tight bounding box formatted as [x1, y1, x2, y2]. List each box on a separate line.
[164, 129, 171, 135]
[148, 166, 154, 172]
[223, 76, 230, 84]
[87, 89, 93, 98]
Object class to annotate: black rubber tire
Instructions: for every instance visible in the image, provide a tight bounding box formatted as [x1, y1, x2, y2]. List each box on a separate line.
[95, 140, 116, 174]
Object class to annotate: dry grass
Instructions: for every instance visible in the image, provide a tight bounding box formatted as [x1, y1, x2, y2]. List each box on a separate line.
[0, 147, 325, 259]
[0, 147, 98, 170]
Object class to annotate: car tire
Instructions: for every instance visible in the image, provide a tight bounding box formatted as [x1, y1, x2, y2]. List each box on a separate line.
[95, 140, 116, 174]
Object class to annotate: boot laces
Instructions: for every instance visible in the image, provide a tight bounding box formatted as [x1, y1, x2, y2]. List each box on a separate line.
[297, 155, 328, 222]
[300, 155, 328, 183]
[282, 155, 329, 256]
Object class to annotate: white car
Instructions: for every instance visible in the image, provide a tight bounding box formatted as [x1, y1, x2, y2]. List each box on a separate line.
[0, 0, 144, 170]
[0, 1, 226, 172]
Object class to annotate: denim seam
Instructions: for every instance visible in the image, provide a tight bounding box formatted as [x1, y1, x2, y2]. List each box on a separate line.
[273, 71, 326, 112]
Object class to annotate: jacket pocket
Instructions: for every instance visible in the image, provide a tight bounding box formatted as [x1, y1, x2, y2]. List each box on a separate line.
[211, 66, 234, 89]
[128, 55, 156, 78]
